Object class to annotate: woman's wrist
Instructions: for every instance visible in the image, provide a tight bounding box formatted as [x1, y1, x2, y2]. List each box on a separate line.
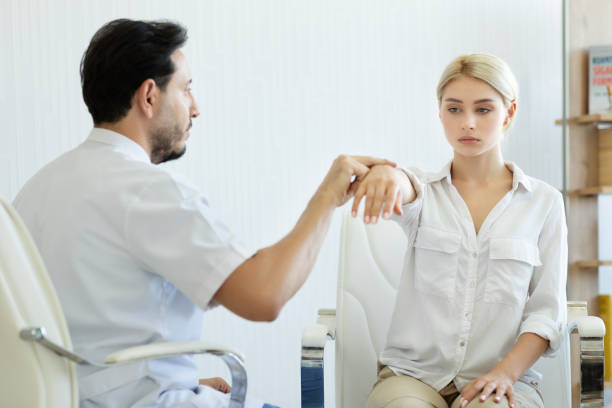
[395, 168, 416, 205]
[491, 359, 520, 384]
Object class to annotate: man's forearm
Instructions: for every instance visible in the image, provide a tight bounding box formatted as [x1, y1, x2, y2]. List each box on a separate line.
[214, 190, 336, 321]
[214, 154, 393, 321]
[494, 332, 549, 382]
[262, 189, 336, 304]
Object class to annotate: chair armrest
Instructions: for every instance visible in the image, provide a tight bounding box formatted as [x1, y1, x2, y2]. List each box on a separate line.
[20, 327, 247, 408]
[105, 341, 247, 408]
[302, 324, 331, 349]
[104, 341, 244, 364]
[568, 315, 606, 338]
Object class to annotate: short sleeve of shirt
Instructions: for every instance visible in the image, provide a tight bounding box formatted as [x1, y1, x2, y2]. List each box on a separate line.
[124, 173, 248, 310]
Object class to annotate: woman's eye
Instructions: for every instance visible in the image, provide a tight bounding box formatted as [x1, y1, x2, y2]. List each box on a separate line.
[478, 107, 490, 113]
[448, 107, 459, 113]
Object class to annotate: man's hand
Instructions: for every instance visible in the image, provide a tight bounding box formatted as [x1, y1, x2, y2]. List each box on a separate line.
[351, 164, 414, 223]
[315, 155, 396, 207]
[459, 369, 515, 408]
[199, 377, 232, 394]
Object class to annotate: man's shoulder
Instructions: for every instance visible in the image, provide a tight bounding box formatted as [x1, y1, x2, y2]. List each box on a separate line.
[13, 146, 80, 207]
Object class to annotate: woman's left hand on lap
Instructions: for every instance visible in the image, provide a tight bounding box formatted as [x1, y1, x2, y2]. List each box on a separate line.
[459, 369, 515, 407]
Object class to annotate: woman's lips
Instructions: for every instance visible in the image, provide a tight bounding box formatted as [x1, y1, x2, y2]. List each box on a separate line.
[458, 137, 480, 144]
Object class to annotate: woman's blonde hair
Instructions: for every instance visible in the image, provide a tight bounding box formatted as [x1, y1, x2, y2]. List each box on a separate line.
[436, 53, 519, 131]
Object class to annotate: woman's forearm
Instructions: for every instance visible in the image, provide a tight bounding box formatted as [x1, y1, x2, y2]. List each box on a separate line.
[494, 332, 549, 382]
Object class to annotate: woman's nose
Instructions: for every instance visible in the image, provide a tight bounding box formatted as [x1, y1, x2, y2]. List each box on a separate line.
[462, 115, 475, 130]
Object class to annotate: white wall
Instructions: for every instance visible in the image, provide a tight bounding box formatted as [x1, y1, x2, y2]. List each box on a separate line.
[599, 196, 612, 296]
[0, 1, 563, 406]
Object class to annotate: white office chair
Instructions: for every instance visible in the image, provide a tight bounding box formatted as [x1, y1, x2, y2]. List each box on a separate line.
[301, 212, 606, 408]
[0, 197, 248, 408]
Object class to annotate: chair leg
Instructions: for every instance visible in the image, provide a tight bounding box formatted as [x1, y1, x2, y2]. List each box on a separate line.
[577, 336, 604, 407]
[301, 347, 325, 408]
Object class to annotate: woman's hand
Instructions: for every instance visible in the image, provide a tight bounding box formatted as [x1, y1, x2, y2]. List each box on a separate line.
[351, 164, 414, 223]
[315, 155, 397, 208]
[459, 334, 548, 408]
[459, 369, 515, 408]
[199, 377, 232, 394]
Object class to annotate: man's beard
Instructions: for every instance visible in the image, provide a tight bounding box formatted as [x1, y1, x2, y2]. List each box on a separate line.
[149, 121, 188, 164]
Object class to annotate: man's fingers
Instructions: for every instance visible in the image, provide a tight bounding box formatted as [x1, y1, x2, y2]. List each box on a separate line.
[347, 179, 361, 199]
[347, 159, 371, 180]
[350, 155, 396, 169]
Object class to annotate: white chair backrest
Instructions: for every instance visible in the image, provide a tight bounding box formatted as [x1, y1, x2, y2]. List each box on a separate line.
[0, 197, 77, 407]
[335, 212, 570, 407]
[335, 213, 407, 407]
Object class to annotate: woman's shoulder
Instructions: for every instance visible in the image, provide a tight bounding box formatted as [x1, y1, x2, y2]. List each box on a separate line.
[401, 162, 452, 185]
[523, 175, 562, 198]
[507, 162, 561, 200]
[520, 174, 564, 215]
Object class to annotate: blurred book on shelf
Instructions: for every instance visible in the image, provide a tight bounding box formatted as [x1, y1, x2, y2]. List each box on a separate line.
[589, 46, 612, 115]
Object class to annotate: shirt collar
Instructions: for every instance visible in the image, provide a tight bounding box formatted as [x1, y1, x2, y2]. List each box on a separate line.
[86, 127, 151, 164]
[426, 160, 533, 192]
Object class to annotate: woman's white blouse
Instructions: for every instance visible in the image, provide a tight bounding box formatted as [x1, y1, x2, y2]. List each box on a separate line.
[380, 161, 568, 391]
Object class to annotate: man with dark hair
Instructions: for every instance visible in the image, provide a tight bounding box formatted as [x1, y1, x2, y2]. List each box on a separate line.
[13, 18, 392, 407]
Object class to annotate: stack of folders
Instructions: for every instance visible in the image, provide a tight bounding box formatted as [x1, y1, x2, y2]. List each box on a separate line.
[599, 294, 612, 382]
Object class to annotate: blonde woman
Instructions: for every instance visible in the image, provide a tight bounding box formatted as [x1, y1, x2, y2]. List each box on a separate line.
[354, 54, 567, 408]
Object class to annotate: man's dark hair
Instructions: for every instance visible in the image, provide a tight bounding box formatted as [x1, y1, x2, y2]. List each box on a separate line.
[80, 19, 187, 125]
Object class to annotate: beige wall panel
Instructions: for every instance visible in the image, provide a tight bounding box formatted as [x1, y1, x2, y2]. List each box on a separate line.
[568, 265, 600, 314]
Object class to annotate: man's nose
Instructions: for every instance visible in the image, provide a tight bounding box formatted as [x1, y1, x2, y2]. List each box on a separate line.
[190, 95, 200, 118]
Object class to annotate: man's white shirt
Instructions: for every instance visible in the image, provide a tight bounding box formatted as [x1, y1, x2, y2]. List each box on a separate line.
[14, 128, 248, 407]
[381, 161, 568, 391]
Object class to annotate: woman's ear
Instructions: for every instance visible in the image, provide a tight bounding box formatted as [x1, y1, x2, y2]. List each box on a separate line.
[134, 79, 159, 119]
[504, 101, 517, 126]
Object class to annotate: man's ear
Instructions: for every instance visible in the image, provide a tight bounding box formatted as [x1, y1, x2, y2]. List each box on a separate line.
[134, 79, 159, 119]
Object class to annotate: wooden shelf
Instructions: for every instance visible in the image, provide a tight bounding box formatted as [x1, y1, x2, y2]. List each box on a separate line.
[568, 186, 612, 196]
[555, 113, 612, 125]
[571, 261, 612, 268]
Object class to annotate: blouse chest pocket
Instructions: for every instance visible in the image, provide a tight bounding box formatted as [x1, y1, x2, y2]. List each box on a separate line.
[485, 238, 542, 307]
[413, 226, 461, 300]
